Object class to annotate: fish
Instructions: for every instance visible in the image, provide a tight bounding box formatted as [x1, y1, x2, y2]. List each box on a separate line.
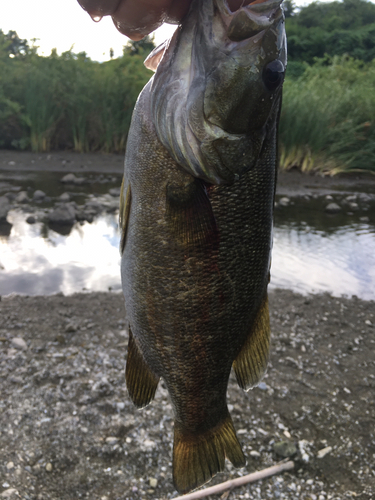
[119, 0, 286, 494]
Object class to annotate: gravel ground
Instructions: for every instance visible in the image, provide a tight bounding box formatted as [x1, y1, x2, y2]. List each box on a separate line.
[0, 289, 374, 500]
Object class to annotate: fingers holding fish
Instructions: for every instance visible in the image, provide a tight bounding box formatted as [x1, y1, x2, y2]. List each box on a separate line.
[78, 0, 192, 39]
[78, 0, 257, 40]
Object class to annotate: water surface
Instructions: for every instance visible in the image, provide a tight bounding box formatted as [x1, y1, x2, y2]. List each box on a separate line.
[0, 170, 374, 300]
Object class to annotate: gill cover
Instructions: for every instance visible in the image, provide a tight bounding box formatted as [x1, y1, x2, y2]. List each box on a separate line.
[146, 0, 286, 185]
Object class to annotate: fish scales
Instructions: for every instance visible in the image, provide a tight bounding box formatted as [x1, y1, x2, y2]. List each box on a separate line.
[120, 0, 286, 493]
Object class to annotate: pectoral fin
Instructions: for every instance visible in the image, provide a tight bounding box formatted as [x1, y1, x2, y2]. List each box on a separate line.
[166, 178, 218, 249]
[125, 328, 159, 408]
[119, 179, 131, 255]
[233, 295, 270, 391]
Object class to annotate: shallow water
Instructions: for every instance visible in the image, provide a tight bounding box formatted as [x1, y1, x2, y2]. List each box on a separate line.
[0, 170, 374, 299]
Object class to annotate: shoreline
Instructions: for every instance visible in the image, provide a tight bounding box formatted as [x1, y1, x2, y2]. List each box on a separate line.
[1, 149, 375, 198]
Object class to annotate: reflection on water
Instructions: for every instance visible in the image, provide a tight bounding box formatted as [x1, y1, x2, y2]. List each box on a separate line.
[0, 207, 374, 300]
[0, 211, 122, 296]
[271, 223, 375, 300]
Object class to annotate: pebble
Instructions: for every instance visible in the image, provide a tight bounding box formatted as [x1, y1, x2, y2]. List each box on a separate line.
[279, 197, 290, 207]
[273, 440, 297, 458]
[26, 215, 36, 224]
[149, 478, 158, 488]
[15, 191, 30, 203]
[6, 462, 14, 470]
[61, 173, 85, 185]
[65, 322, 78, 333]
[249, 450, 261, 458]
[11, 337, 27, 350]
[325, 202, 341, 214]
[317, 446, 332, 458]
[48, 203, 76, 225]
[33, 190, 46, 201]
[60, 193, 70, 202]
[45, 463, 53, 472]
[105, 437, 119, 445]
[143, 439, 156, 448]
[0, 489, 19, 498]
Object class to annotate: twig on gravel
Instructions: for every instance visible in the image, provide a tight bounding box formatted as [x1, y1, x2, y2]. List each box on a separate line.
[172, 460, 295, 500]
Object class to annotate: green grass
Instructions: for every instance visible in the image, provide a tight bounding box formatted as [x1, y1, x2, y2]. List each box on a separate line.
[1, 44, 375, 175]
[279, 56, 375, 174]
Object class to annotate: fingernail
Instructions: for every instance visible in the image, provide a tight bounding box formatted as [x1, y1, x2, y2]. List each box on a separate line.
[89, 13, 103, 22]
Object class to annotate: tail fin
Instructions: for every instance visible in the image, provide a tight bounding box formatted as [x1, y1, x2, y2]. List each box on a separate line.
[173, 413, 246, 494]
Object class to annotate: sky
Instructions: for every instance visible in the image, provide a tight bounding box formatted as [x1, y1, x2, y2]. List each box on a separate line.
[2, 0, 375, 62]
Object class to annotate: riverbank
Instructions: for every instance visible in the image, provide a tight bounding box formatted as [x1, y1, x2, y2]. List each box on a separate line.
[1, 150, 375, 194]
[0, 289, 374, 500]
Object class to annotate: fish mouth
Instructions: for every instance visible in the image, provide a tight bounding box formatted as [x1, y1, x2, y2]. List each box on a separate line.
[218, 0, 284, 42]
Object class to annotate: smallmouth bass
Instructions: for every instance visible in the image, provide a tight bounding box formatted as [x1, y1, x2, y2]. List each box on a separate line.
[120, 0, 286, 493]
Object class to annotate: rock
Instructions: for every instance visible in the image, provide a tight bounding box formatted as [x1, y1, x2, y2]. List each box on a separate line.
[33, 190, 46, 201]
[325, 202, 341, 214]
[48, 203, 76, 225]
[273, 440, 297, 458]
[26, 215, 36, 224]
[105, 437, 119, 445]
[347, 201, 359, 211]
[6, 461, 14, 470]
[0, 489, 19, 498]
[59, 192, 70, 202]
[109, 187, 121, 197]
[0, 196, 10, 221]
[11, 337, 27, 350]
[15, 191, 30, 203]
[279, 197, 290, 207]
[317, 446, 332, 458]
[249, 450, 261, 458]
[61, 173, 85, 185]
[149, 478, 158, 488]
[65, 321, 78, 333]
[84, 200, 103, 215]
[45, 463, 53, 472]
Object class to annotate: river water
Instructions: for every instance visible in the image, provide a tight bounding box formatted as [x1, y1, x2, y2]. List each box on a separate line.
[0, 170, 374, 300]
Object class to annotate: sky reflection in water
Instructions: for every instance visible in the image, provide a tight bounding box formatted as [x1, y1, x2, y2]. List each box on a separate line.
[0, 209, 374, 300]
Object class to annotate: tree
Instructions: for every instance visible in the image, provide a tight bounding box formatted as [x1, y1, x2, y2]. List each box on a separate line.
[0, 30, 29, 57]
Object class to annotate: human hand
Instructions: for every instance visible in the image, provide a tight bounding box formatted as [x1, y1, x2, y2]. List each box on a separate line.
[78, 0, 193, 40]
[78, 0, 252, 41]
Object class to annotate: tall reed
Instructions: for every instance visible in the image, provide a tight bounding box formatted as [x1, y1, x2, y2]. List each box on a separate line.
[279, 57, 375, 174]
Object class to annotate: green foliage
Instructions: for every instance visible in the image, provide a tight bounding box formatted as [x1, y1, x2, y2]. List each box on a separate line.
[279, 56, 375, 174]
[0, 30, 154, 153]
[286, 0, 375, 63]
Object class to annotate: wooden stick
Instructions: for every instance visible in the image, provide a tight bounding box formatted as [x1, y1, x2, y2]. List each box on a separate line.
[172, 461, 295, 500]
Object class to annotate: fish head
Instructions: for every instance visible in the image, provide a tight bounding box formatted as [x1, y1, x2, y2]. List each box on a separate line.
[146, 0, 287, 184]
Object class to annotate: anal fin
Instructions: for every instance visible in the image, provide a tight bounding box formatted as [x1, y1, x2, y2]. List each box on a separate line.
[125, 328, 159, 408]
[173, 413, 246, 494]
[233, 294, 271, 391]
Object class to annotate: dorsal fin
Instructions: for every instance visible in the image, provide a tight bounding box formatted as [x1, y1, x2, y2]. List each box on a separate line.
[144, 40, 168, 71]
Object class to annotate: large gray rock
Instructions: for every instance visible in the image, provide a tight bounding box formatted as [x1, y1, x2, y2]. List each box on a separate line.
[48, 203, 76, 225]
[0, 196, 10, 221]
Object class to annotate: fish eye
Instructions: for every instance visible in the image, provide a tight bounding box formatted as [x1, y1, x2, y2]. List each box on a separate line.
[262, 60, 285, 91]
